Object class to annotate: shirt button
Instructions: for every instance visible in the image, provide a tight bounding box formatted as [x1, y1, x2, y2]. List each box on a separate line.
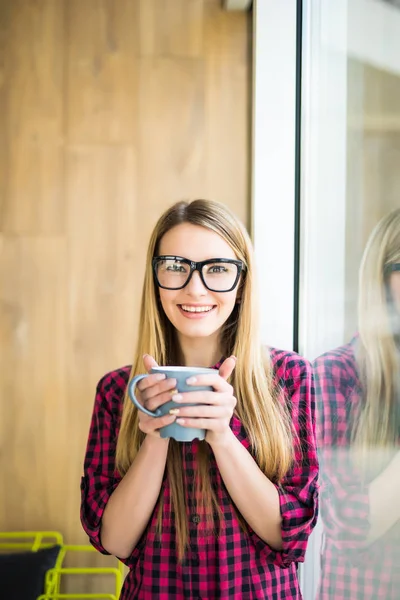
[191, 514, 200, 524]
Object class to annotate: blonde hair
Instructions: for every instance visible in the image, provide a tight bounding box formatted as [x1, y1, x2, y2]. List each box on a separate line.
[353, 208, 400, 465]
[116, 199, 294, 559]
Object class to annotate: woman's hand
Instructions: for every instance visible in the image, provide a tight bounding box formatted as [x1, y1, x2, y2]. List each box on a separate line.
[135, 354, 178, 439]
[170, 356, 237, 447]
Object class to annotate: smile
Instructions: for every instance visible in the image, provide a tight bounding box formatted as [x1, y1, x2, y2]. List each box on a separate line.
[179, 305, 215, 313]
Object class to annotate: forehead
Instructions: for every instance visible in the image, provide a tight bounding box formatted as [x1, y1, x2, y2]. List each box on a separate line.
[158, 223, 237, 261]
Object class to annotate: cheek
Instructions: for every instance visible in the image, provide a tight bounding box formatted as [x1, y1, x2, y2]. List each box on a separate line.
[219, 292, 239, 316]
[390, 274, 400, 311]
[158, 290, 175, 316]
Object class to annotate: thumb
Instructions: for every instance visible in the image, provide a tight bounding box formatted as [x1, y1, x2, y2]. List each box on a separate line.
[143, 354, 159, 373]
[219, 356, 237, 381]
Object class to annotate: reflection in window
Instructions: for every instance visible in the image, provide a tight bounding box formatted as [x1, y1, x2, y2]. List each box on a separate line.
[313, 210, 400, 599]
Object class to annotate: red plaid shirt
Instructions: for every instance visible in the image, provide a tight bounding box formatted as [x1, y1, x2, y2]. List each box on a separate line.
[314, 338, 400, 600]
[81, 349, 318, 599]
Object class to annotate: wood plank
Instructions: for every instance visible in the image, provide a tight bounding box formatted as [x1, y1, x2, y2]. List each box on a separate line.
[0, 0, 64, 234]
[66, 0, 138, 144]
[139, 0, 203, 58]
[204, 3, 250, 226]
[2, 143, 65, 235]
[0, 237, 68, 532]
[65, 145, 138, 543]
[137, 57, 206, 247]
[0, 3, 8, 222]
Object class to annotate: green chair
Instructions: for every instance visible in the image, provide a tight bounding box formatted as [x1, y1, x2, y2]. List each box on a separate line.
[0, 531, 124, 600]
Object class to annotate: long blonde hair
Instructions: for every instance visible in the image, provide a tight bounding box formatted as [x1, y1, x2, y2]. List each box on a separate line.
[353, 208, 400, 465]
[116, 199, 294, 558]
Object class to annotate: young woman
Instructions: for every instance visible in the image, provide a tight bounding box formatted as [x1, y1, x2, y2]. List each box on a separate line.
[80, 199, 318, 599]
[314, 208, 400, 599]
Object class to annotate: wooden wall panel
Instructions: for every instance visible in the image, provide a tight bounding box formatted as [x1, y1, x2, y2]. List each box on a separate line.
[0, 7, 7, 218]
[0, 238, 68, 533]
[139, 0, 204, 58]
[137, 57, 206, 249]
[65, 145, 138, 544]
[204, 2, 250, 226]
[66, 0, 138, 144]
[0, 0, 251, 593]
[0, 0, 64, 234]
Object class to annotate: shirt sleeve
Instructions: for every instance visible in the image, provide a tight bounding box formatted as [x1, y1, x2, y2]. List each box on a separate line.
[248, 354, 319, 568]
[80, 373, 133, 565]
[313, 353, 370, 552]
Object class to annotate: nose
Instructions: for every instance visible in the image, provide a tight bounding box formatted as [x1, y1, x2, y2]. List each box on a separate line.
[185, 270, 207, 296]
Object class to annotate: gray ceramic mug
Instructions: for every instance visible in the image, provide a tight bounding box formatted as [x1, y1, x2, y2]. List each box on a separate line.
[128, 366, 219, 442]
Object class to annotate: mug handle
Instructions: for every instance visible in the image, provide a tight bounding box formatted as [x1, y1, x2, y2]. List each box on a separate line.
[128, 374, 161, 417]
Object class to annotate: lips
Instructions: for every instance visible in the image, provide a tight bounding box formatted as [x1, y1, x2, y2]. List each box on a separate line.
[180, 305, 215, 313]
[177, 304, 217, 318]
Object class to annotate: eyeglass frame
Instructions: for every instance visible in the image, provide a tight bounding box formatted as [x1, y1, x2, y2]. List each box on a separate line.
[384, 263, 400, 275]
[152, 255, 245, 292]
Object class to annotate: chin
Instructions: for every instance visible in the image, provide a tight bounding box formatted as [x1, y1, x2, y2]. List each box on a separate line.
[180, 324, 220, 338]
[172, 317, 222, 338]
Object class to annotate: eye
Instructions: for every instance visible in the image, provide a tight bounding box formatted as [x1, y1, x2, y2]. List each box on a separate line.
[207, 265, 228, 274]
[166, 264, 186, 272]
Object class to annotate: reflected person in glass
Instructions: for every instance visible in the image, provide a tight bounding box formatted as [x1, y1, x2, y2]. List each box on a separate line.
[313, 208, 400, 599]
[80, 199, 319, 600]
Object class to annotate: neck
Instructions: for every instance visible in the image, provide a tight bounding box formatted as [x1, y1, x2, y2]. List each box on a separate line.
[177, 333, 222, 368]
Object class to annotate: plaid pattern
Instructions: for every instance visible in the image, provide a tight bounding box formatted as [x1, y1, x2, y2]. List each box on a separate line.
[81, 349, 318, 599]
[314, 339, 400, 599]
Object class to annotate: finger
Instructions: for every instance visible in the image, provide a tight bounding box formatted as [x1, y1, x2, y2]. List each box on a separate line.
[143, 354, 159, 373]
[184, 375, 232, 393]
[219, 356, 237, 381]
[176, 417, 227, 432]
[138, 413, 176, 433]
[171, 391, 222, 404]
[144, 388, 180, 412]
[138, 373, 174, 392]
[169, 405, 232, 419]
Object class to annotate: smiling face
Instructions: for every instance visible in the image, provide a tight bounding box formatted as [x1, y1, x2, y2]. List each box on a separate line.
[157, 223, 241, 348]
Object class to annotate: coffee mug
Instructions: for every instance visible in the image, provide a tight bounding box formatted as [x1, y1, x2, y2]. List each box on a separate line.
[128, 366, 219, 442]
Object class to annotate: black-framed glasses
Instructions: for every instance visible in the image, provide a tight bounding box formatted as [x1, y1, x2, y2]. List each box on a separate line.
[385, 263, 400, 275]
[152, 256, 245, 292]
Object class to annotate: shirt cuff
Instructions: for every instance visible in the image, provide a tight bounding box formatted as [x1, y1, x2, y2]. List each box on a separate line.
[80, 475, 139, 568]
[248, 482, 319, 568]
[80, 475, 117, 554]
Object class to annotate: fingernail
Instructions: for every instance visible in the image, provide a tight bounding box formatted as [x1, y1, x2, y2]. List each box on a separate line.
[176, 418, 185, 424]
[172, 394, 183, 402]
[169, 408, 180, 415]
[155, 374, 166, 381]
[230, 356, 237, 362]
[186, 377, 197, 384]
[170, 389, 179, 396]
[143, 354, 148, 359]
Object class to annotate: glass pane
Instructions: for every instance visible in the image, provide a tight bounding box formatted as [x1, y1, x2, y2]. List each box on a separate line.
[300, 1, 400, 598]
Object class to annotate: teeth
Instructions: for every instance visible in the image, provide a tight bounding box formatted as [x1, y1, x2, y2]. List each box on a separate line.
[181, 305, 214, 313]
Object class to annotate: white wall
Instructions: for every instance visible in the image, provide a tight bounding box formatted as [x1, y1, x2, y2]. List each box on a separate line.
[251, 0, 297, 352]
